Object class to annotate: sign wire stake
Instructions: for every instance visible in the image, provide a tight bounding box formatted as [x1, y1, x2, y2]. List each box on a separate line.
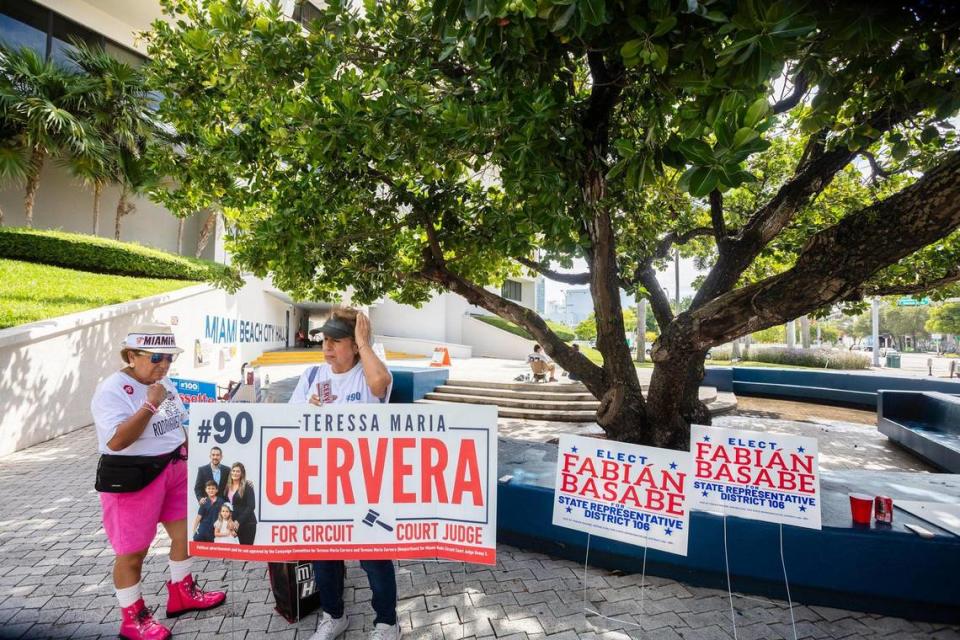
[779, 523, 799, 640]
[580, 533, 643, 630]
[722, 513, 739, 640]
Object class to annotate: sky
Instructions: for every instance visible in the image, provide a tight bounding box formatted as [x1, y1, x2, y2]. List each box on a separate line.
[544, 257, 704, 306]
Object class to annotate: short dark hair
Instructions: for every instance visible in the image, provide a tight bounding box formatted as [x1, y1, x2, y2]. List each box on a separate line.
[205, 481, 218, 489]
[534, 344, 542, 352]
[210, 446, 222, 454]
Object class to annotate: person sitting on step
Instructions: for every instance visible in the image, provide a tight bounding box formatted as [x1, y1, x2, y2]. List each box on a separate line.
[527, 344, 557, 382]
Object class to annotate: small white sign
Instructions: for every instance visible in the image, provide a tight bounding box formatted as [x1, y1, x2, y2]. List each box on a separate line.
[552, 434, 691, 556]
[689, 424, 821, 530]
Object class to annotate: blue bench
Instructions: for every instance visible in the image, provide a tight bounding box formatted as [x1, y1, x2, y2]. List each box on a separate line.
[703, 367, 960, 409]
[878, 391, 960, 472]
[387, 366, 449, 403]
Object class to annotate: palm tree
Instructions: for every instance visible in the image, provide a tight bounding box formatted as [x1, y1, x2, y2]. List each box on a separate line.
[68, 43, 159, 239]
[0, 111, 27, 226]
[0, 46, 97, 227]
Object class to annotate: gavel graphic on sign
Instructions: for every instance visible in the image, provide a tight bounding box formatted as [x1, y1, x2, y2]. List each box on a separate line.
[361, 509, 394, 532]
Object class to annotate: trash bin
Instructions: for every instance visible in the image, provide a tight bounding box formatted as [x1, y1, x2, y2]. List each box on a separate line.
[885, 353, 901, 368]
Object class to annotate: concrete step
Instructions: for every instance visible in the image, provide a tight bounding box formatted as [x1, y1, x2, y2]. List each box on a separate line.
[424, 391, 600, 411]
[444, 379, 589, 393]
[416, 399, 597, 422]
[432, 385, 597, 401]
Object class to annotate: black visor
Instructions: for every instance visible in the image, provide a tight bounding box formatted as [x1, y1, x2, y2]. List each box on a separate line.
[318, 316, 354, 340]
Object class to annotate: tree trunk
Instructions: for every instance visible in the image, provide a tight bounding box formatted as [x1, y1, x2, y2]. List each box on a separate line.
[646, 349, 697, 450]
[115, 187, 134, 241]
[731, 339, 741, 359]
[196, 209, 217, 258]
[23, 147, 46, 228]
[92, 182, 102, 235]
[786, 320, 796, 348]
[177, 217, 184, 255]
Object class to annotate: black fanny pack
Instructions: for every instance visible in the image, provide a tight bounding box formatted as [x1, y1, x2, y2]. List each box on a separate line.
[95, 447, 187, 493]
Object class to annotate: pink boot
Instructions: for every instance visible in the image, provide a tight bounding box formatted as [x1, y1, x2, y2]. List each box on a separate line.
[119, 598, 171, 640]
[165, 574, 227, 617]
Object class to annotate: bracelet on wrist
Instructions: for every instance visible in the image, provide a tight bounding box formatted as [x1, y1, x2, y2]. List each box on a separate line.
[143, 401, 158, 414]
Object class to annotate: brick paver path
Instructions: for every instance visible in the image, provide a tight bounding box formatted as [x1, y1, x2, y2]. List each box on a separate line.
[1, 426, 957, 639]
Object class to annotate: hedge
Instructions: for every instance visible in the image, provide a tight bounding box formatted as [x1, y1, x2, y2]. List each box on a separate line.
[0, 227, 242, 290]
[472, 314, 576, 342]
[710, 346, 870, 369]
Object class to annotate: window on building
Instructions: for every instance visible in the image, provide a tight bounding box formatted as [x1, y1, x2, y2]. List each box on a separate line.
[0, 0, 146, 68]
[0, 1, 47, 55]
[291, 1, 323, 29]
[501, 280, 522, 302]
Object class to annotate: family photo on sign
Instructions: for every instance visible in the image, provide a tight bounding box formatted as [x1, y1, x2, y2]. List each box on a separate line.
[192, 447, 256, 544]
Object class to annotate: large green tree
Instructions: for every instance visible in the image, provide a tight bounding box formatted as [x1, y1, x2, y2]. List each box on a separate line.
[147, 0, 960, 448]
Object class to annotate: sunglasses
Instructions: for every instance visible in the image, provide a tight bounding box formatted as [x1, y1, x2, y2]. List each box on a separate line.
[136, 351, 177, 364]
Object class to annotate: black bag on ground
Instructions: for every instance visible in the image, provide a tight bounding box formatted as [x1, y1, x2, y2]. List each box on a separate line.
[94, 448, 183, 493]
[268, 561, 324, 623]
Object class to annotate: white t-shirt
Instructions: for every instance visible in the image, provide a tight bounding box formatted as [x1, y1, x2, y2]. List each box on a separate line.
[91, 371, 187, 456]
[288, 362, 392, 405]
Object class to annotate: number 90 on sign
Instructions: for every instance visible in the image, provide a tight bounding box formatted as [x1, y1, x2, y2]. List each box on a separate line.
[213, 411, 253, 444]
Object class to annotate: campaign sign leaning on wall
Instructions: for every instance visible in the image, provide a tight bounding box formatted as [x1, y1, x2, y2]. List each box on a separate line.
[187, 403, 498, 564]
[689, 424, 821, 530]
[551, 434, 691, 556]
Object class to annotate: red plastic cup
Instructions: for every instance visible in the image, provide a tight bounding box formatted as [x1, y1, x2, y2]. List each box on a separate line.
[849, 493, 873, 525]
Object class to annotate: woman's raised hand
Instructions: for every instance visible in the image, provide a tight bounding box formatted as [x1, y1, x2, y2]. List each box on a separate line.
[355, 312, 372, 348]
[147, 383, 167, 406]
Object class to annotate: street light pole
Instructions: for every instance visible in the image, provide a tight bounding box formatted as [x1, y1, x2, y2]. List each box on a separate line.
[871, 297, 881, 367]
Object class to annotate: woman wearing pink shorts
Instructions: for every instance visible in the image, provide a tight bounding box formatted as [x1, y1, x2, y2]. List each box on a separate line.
[92, 323, 226, 640]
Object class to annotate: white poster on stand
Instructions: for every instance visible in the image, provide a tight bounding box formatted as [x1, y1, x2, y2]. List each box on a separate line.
[689, 424, 821, 530]
[551, 434, 691, 556]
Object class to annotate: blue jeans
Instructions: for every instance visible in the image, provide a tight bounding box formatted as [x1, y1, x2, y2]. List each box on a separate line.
[313, 560, 397, 625]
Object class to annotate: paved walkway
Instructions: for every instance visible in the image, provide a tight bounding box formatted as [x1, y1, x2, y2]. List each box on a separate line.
[1, 423, 958, 639]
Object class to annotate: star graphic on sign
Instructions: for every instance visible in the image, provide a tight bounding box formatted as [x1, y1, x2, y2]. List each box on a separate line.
[571, 446, 579, 453]
[669, 462, 678, 470]
[702, 491, 709, 497]
[797, 446, 806, 453]
[703, 435, 711, 442]
[566, 506, 572, 513]
[664, 528, 673, 536]
[799, 506, 806, 512]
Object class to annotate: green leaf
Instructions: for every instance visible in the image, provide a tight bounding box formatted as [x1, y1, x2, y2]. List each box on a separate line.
[921, 125, 939, 145]
[891, 140, 909, 161]
[550, 4, 577, 31]
[743, 97, 769, 127]
[621, 39, 644, 61]
[578, 0, 607, 26]
[677, 139, 715, 165]
[732, 127, 759, 148]
[703, 10, 728, 23]
[652, 16, 677, 37]
[687, 166, 719, 197]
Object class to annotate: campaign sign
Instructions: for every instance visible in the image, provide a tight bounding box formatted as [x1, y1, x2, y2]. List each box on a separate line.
[187, 403, 498, 564]
[689, 424, 821, 530]
[551, 434, 690, 556]
[171, 377, 217, 407]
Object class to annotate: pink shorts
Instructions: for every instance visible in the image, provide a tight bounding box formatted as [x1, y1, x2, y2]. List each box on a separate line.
[100, 455, 188, 555]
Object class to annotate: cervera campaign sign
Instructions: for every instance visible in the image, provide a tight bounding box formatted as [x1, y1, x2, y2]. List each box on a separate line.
[689, 424, 821, 529]
[187, 403, 498, 564]
[551, 434, 691, 556]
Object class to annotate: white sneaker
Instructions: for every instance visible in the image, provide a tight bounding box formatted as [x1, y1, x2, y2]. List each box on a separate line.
[309, 613, 349, 640]
[370, 622, 401, 640]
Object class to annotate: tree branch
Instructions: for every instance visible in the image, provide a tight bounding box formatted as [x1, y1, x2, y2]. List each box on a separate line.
[709, 190, 726, 244]
[419, 259, 608, 392]
[860, 150, 907, 183]
[676, 150, 960, 350]
[639, 267, 674, 329]
[865, 268, 960, 297]
[516, 256, 590, 284]
[772, 71, 809, 114]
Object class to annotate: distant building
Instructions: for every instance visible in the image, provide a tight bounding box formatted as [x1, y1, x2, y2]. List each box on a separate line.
[563, 288, 593, 326]
[535, 278, 546, 314]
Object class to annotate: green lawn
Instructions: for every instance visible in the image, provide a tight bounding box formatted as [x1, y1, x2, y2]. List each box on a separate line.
[580, 346, 808, 370]
[0, 259, 197, 329]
